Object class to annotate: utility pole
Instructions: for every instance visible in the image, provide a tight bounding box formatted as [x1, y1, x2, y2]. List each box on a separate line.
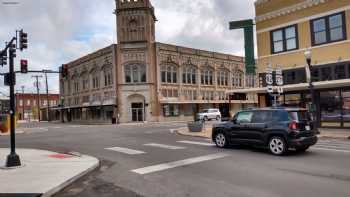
[32, 75, 42, 122]
[44, 72, 50, 121]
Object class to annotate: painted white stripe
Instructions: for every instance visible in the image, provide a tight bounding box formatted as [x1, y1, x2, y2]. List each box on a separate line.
[144, 143, 186, 150]
[131, 153, 230, 175]
[105, 147, 146, 155]
[177, 140, 214, 146]
[314, 145, 350, 151]
[316, 143, 350, 148]
[311, 147, 350, 153]
[51, 127, 62, 129]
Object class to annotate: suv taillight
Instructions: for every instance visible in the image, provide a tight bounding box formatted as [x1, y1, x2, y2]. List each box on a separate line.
[289, 121, 298, 130]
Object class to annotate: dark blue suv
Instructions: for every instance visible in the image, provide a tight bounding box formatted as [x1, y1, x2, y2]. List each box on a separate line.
[212, 108, 318, 155]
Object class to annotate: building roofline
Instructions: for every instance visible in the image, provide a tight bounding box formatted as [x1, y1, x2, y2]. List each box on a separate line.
[155, 42, 245, 63]
[65, 44, 117, 68]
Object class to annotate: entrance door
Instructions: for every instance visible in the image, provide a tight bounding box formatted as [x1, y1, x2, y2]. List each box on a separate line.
[131, 103, 144, 122]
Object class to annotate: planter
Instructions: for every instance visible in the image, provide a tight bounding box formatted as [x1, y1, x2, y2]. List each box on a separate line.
[187, 121, 204, 132]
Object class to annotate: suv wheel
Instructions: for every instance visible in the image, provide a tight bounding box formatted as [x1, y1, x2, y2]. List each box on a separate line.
[204, 116, 209, 121]
[216, 116, 221, 121]
[215, 132, 227, 148]
[268, 136, 287, 156]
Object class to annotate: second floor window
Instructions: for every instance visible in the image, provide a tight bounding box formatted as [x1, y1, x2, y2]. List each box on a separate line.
[182, 65, 197, 85]
[125, 64, 146, 83]
[311, 12, 346, 46]
[201, 67, 214, 85]
[217, 69, 229, 86]
[271, 25, 298, 54]
[161, 64, 177, 83]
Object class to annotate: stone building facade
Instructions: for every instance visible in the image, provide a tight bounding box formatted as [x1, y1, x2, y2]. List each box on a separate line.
[59, 0, 256, 123]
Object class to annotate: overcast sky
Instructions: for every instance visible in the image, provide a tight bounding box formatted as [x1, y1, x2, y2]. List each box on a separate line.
[0, 0, 255, 96]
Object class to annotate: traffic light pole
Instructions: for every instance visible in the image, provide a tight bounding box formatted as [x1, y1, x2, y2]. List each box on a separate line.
[6, 37, 21, 167]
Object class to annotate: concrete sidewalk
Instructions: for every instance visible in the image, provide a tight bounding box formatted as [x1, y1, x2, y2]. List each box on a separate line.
[175, 123, 350, 140]
[0, 149, 99, 196]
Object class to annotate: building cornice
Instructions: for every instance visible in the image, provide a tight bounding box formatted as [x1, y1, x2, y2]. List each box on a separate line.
[256, 0, 328, 22]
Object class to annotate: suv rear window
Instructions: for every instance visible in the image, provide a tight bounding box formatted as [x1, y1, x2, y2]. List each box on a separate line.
[271, 110, 290, 122]
[288, 111, 311, 121]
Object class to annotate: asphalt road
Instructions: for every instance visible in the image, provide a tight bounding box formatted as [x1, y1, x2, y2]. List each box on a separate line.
[1, 122, 350, 197]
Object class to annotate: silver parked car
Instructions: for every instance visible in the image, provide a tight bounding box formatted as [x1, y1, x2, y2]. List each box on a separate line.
[197, 109, 221, 121]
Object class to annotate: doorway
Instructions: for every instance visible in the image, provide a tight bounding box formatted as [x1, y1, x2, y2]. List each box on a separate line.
[131, 103, 144, 122]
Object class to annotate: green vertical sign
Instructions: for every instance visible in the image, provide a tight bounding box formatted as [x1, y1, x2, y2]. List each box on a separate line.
[229, 19, 256, 75]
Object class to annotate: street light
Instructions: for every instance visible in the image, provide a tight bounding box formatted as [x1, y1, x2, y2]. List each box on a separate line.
[304, 49, 316, 126]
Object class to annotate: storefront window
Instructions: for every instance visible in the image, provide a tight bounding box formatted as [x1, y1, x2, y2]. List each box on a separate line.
[284, 94, 301, 107]
[320, 91, 341, 127]
[163, 104, 180, 117]
[343, 90, 350, 127]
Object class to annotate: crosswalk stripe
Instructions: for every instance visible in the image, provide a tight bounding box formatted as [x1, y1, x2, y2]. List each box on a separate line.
[144, 143, 186, 150]
[315, 144, 350, 149]
[311, 147, 350, 153]
[317, 143, 350, 147]
[177, 140, 214, 146]
[105, 147, 146, 155]
[131, 153, 230, 175]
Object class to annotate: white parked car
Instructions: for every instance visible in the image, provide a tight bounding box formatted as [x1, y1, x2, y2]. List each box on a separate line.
[197, 109, 221, 121]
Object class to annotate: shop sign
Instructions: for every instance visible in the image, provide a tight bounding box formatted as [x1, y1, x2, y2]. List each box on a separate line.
[265, 64, 274, 93]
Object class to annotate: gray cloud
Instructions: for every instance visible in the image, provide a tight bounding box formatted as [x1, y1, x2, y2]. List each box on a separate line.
[0, 0, 255, 95]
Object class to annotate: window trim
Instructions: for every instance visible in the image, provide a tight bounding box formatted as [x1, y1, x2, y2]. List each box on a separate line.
[270, 24, 299, 54]
[310, 11, 347, 46]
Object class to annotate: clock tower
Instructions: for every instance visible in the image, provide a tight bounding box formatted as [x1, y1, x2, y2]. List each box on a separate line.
[114, 0, 159, 123]
[115, 0, 156, 44]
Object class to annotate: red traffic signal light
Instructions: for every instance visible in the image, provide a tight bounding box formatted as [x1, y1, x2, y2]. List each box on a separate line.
[20, 59, 28, 73]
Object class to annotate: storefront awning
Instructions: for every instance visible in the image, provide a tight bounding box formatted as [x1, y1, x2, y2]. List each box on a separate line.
[226, 79, 350, 94]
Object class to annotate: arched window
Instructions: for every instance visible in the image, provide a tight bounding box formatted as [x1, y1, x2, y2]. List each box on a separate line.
[233, 70, 244, 88]
[182, 65, 197, 84]
[217, 68, 229, 86]
[201, 66, 214, 85]
[125, 64, 146, 83]
[161, 64, 177, 83]
[90, 69, 100, 89]
[80, 71, 89, 91]
[103, 66, 113, 87]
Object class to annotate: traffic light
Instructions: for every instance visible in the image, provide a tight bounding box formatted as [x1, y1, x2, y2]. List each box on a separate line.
[0, 51, 7, 66]
[61, 64, 69, 78]
[9, 44, 16, 58]
[19, 30, 28, 51]
[20, 59, 28, 73]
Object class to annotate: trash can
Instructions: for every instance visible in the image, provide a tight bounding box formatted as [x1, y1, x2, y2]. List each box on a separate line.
[187, 121, 204, 132]
[0, 114, 9, 133]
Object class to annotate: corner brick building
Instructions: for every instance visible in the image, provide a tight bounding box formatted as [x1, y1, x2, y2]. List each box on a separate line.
[59, 0, 257, 123]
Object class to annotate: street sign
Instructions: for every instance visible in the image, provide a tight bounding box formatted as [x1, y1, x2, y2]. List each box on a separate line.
[275, 66, 284, 94]
[265, 64, 273, 93]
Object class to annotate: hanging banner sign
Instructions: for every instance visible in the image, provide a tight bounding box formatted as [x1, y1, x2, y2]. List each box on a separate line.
[275, 65, 284, 94]
[265, 64, 274, 93]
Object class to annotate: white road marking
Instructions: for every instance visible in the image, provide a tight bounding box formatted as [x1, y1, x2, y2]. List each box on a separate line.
[105, 147, 146, 155]
[69, 125, 81, 128]
[177, 140, 214, 146]
[51, 127, 62, 129]
[144, 143, 186, 150]
[315, 144, 350, 150]
[131, 153, 230, 175]
[311, 147, 350, 153]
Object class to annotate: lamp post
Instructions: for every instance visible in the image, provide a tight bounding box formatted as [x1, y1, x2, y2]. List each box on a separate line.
[304, 50, 316, 124]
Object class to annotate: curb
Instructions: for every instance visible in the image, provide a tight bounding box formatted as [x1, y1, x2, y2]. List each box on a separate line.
[42, 156, 100, 197]
[174, 128, 211, 139]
